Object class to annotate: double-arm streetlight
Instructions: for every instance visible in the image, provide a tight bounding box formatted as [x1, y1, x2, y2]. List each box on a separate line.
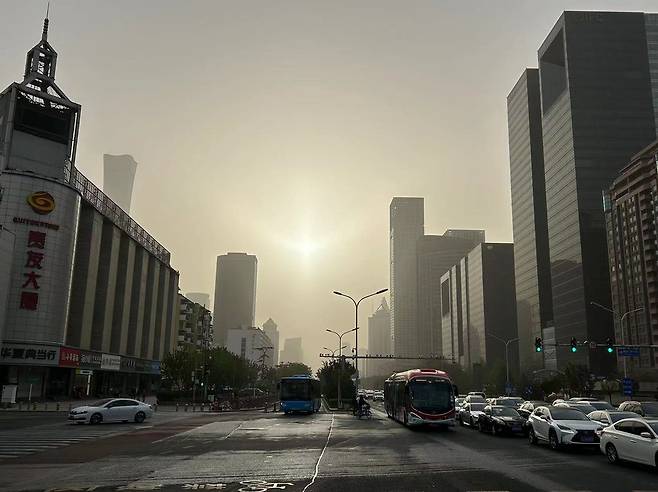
[326, 328, 357, 408]
[333, 288, 388, 391]
[486, 333, 519, 394]
[590, 302, 644, 378]
[323, 345, 347, 357]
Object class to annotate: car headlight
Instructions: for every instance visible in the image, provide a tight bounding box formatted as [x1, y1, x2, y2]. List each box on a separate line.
[556, 424, 574, 432]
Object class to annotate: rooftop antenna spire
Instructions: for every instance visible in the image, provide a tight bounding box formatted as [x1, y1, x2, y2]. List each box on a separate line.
[42, 1, 50, 41]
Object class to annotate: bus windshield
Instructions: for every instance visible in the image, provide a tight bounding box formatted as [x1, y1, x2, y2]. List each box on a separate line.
[408, 378, 453, 414]
[280, 379, 313, 401]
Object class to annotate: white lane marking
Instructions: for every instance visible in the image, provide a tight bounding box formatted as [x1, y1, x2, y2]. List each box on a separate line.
[301, 414, 334, 492]
[222, 422, 244, 440]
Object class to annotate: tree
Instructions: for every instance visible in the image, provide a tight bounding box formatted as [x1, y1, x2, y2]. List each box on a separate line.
[600, 379, 619, 404]
[161, 347, 198, 390]
[563, 363, 591, 396]
[316, 359, 356, 403]
[275, 362, 312, 379]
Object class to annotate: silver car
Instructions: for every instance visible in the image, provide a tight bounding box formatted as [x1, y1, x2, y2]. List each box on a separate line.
[459, 402, 486, 427]
[68, 398, 154, 424]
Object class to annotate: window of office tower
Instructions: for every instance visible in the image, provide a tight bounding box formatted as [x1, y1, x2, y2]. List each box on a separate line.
[540, 29, 566, 112]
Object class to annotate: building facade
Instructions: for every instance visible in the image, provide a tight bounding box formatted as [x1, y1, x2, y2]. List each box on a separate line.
[444, 229, 486, 243]
[507, 68, 554, 373]
[538, 11, 658, 374]
[605, 140, 658, 370]
[390, 197, 424, 356]
[366, 298, 391, 377]
[178, 295, 213, 351]
[0, 18, 179, 401]
[226, 327, 273, 367]
[262, 318, 280, 366]
[213, 252, 257, 347]
[440, 244, 518, 373]
[417, 233, 482, 357]
[103, 154, 137, 214]
[280, 337, 303, 364]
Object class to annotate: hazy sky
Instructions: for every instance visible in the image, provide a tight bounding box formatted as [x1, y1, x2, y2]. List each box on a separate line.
[2, 0, 656, 369]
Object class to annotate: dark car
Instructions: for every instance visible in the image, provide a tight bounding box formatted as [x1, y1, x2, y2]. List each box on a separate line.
[478, 405, 526, 436]
[617, 400, 658, 418]
[491, 397, 524, 409]
[518, 400, 548, 419]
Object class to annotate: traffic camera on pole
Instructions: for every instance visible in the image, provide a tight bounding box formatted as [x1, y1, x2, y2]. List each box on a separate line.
[570, 337, 578, 353]
[534, 337, 543, 353]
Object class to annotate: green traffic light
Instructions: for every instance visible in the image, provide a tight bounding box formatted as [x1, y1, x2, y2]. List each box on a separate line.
[535, 347, 542, 353]
[571, 347, 577, 353]
[607, 347, 614, 353]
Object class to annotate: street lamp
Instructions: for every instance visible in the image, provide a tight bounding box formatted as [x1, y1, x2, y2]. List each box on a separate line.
[323, 345, 347, 357]
[333, 288, 388, 391]
[486, 333, 519, 395]
[590, 302, 644, 378]
[326, 328, 357, 408]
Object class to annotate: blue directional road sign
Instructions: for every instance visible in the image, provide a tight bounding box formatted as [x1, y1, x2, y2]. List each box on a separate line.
[618, 347, 641, 357]
[623, 377, 633, 396]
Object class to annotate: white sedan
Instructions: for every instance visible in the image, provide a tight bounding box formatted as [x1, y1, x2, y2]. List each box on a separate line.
[600, 417, 658, 469]
[68, 398, 153, 424]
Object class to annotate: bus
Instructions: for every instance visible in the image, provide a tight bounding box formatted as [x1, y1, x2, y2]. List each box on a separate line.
[384, 369, 457, 427]
[278, 375, 321, 414]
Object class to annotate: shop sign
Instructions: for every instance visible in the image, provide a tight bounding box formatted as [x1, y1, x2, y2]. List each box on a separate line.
[101, 353, 121, 371]
[75, 369, 93, 376]
[134, 359, 148, 373]
[59, 347, 80, 367]
[120, 356, 137, 372]
[79, 351, 102, 370]
[0, 343, 59, 366]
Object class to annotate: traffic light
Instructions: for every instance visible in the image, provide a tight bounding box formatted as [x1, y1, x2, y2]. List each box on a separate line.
[534, 337, 543, 353]
[606, 338, 614, 354]
[570, 337, 578, 353]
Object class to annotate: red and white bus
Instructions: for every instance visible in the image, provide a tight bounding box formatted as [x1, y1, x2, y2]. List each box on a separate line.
[384, 369, 457, 427]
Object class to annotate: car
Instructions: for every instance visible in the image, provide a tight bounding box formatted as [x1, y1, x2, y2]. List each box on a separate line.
[587, 410, 639, 428]
[373, 393, 384, 402]
[68, 398, 153, 424]
[568, 397, 599, 402]
[518, 400, 548, 419]
[459, 402, 487, 427]
[491, 397, 524, 408]
[554, 401, 597, 415]
[587, 401, 616, 411]
[599, 418, 658, 469]
[527, 406, 603, 450]
[455, 397, 465, 410]
[468, 391, 486, 399]
[478, 405, 526, 436]
[617, 400, 658, 418]
[464, 394, 486, 404]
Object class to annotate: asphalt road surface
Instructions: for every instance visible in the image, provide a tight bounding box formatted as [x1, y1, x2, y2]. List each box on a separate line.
[0, 404, 656, 492]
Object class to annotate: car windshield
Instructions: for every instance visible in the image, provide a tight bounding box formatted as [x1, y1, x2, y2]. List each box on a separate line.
[468, 396, 486, 402]
[609, 412, 639, 423]
[648, 422, 658, 434]
[589, 401, 615, 410]
[90, 399, 113, 407]
[493, 407, 520, 417]
[496, 399, 518, 406]
[550, 408, 589, 420]
[469, 403, 486, 411]
[570, 404, 596, 413]
[408, 378, 453, 414]
[641, 402, 658, 414]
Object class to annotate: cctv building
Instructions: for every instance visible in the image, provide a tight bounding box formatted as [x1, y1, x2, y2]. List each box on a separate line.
[0, 19, 179, 400]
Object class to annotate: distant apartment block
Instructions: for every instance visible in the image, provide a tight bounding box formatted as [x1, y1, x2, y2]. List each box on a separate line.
[178, 295, 213, 350]
[262, 318, 280, 366]
[280, 337, 303, 364]
[605, 140, 658, 369]
[226, 327, 273, 367]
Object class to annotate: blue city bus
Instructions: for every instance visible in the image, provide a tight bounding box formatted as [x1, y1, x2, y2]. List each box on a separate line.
[279, 375, 321, 414]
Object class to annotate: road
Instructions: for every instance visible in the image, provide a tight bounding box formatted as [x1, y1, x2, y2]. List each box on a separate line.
[0, 404, 656, 492]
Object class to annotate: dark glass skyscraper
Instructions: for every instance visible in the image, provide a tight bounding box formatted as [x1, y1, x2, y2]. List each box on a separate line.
[538, 12, 658, 373]
[507, 69, 553, 373]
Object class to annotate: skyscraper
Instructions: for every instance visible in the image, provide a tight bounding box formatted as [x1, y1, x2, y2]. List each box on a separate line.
[367, 298, 391, 377]
[538, 11, 658, 373]
[416, 234, 482, 357]
[280, 337, 303, 364]
[213, 253, 257, 347]
[507, 68, 553, 373]
[103, 154, 137, 213]
[444, 229, 486, 244]
[390, 197, 424, 356]
[262, 318, 280, 366]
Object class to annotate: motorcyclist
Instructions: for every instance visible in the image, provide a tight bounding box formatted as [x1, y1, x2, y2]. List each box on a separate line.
[357, 394, 370, 417]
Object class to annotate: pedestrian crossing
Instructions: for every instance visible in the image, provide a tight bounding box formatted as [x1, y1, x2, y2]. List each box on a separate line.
[0, 425, 131, 460]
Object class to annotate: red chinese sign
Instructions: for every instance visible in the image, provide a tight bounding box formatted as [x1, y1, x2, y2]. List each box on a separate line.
[59, 347, 80, 368]
[19, 230, 47, 311]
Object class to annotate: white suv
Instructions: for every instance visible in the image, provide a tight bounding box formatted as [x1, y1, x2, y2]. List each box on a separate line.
[527, 405, 603, 450]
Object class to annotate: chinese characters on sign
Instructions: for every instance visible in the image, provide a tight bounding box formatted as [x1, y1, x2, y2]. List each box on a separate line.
[0, 344, 60, 366]
[19, 230, 47, 311]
